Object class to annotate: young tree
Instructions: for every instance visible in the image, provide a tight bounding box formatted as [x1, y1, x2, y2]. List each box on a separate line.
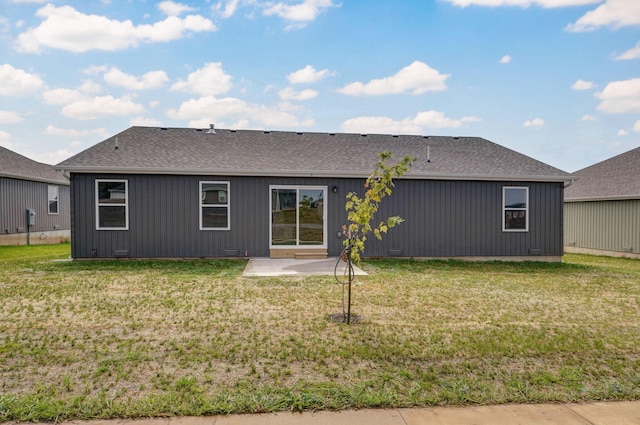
[343, 151, 415, 264]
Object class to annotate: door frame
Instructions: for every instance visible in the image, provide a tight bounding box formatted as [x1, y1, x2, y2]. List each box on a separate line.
[269, 185, 328, 252]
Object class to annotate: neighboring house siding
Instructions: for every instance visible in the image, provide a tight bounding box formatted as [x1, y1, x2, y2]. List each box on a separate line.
[564, 200, 640, 255]
[0, 177, 70, 242]
[70, 174, 564, 259]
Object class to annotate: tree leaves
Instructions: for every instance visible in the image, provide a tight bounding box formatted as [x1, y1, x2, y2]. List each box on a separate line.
[343, 151, 415, 264]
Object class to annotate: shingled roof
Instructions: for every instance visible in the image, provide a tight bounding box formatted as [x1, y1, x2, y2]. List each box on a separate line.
[565, 146, 640, 201]
[56, 126, 571, 182]
[1, 145, 69, 185]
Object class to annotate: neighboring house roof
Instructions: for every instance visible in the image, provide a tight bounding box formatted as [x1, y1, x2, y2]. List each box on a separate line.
[0, 145, 69, 185]
[56, 126, 571, 182]
[565, 146, 640, 202]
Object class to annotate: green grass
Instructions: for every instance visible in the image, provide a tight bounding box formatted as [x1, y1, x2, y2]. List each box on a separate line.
[0, 245, 639, 421]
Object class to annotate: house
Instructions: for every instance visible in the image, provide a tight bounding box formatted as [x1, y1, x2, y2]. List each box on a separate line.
[564, 146, 640, 259]
[55, 126, 572, 260]
[0, 146, 70, 246]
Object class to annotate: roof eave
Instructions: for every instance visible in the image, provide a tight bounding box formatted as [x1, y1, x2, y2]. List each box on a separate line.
[565, 194, 640, 202]
[1, 172, 69, 186]
[55, 165, 571, 183]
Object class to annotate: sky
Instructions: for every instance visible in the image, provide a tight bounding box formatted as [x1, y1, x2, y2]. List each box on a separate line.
[0, 0, 639, 173]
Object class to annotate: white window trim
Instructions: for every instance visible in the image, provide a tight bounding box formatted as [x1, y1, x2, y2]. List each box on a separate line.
[269, 185, 328, 249]
[502, 186, 529, 232]
[200, 181, 230, 231]
[96, 179, 129, 231]
[48, 185, 59, 215]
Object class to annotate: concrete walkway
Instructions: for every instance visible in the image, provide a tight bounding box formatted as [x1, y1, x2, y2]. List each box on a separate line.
[53, 402, 640, 425]
[243, 257, 367, 277]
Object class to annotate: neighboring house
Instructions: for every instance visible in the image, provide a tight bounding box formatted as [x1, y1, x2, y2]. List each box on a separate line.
[564, 146, 640, 259]
[56, 126, 572, 260]
[0, 146, 70, 246]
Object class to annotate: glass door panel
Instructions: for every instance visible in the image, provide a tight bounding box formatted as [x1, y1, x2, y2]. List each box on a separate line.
[299, 189, 324, 245]
[271, 188, 297, 245]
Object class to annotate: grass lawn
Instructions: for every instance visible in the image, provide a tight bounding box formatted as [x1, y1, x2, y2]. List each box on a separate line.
[0, 244, 639, 421]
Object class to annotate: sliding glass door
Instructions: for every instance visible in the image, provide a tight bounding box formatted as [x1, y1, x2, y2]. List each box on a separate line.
[270, 186, 326, 248]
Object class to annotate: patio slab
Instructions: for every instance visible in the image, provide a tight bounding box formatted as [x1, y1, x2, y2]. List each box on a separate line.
[243, 257, 367, 277]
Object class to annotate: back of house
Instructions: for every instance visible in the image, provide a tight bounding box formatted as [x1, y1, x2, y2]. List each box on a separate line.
[0, 146, 70, 246]
[56, 126, 572, 261]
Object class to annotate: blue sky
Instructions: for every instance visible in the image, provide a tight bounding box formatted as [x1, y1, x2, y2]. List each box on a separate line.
[1, 0, 639, 172]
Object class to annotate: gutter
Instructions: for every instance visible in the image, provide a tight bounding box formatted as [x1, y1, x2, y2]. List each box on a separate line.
[54, 166, 573, 183]
[0, 172, 70, 186]
[565, 194, 640, 202]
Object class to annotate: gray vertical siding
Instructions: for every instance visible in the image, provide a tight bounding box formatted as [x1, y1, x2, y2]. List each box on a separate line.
[564, 200, 640, 254]
[70, 174, 564, 259]
[1, 176, 70, 235]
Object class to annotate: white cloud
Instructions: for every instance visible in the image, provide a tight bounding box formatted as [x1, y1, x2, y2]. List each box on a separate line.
[103, 67, 169, 90]
[596, 78, 640, 113]
[582, 114, 597, 121]
[130, 117, 164, 127]
[44, 125, 107, 137]
[341, 110, 481, 134]
[0, 130, 11, 142]
[61, 96, 145, 120]
[500, 55, 512, 63]
[16, 4, 216, 53]
[572, 79, 596, 90]
[0, 64, 45, 95]
[158, 1, 196, 17]
[214, 0, 240, 18]
[167, 95, 314, 128]
[263, 0, 340, 28]
[615, 41, 640, 60]
[171, 62, 233, 95]
[445, 0, 599, 8]
[42, 88, 87, 105]
[634, 120, 640, 131]
[287, 65, 333, 84]
[0, 110, 23, 124]
[617, 129, 628, 136]
[79, 80, 103, 94]
[42, 80, 103, 106]
[278, 87, 318, 100]
[29, 149, 75, 165]
[337, 61, 450, 96]
[524, 118, 545, 127]
[566, 0, 640, 32]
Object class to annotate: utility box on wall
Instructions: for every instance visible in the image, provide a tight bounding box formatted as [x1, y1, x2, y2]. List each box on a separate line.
[27, 209, 36, 226]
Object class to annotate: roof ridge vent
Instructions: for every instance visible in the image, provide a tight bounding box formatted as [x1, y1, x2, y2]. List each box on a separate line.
[207, 124, 216, 134]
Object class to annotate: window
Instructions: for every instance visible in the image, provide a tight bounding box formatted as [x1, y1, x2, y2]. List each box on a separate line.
[503, 186, 528, 232]
[200, 181, 229, 230]
[96, 179, 128, 230]
[48, 185, 59, 215]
